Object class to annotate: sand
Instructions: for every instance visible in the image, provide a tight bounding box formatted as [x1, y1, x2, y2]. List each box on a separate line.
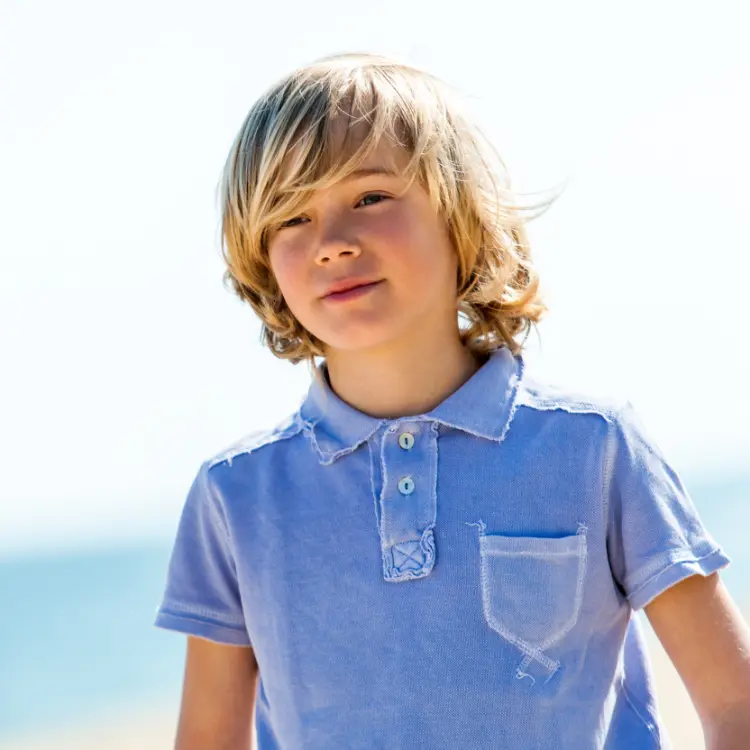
[643, 617, 706, 749]
[0, 707, 178, 750]
[4, 601, 747, 750]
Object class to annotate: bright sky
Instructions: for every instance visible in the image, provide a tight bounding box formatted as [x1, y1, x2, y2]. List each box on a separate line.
[1, 0, 747, 556]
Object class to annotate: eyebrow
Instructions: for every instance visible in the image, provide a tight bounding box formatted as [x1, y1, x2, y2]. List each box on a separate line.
[339, 167, 401, 183]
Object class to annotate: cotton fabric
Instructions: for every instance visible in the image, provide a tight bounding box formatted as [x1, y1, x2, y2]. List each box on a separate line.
[154, 346, 731, 748]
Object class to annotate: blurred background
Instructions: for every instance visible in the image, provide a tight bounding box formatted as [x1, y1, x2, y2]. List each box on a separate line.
[1, 0, 748, 748]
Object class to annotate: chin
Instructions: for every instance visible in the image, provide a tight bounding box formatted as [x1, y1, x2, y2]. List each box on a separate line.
[316, 325, 404, 355]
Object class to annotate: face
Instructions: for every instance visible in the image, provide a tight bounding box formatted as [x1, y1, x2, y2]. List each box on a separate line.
[266, 137, 460, 357]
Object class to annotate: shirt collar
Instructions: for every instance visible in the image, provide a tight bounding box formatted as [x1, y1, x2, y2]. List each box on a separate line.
[298, 346, 525, 465]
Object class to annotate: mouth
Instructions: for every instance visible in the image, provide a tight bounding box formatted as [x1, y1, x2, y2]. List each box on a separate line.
[322, 279, 384, 302]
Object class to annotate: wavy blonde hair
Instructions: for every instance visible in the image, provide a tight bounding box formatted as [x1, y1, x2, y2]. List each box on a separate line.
[217, 51, 564, 366]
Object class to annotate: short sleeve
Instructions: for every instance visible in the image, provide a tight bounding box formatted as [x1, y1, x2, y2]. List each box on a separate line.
[606, 400, 731, 611]
[153, 460, 251, 646]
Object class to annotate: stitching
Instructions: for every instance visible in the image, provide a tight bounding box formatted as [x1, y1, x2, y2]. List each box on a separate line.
[392, 541, 424, 569]
[497, 353, 524, 444]
[625, 547, 696, 590]
[625, 544, 719, 591]
[626, 546, 727, 602]
[367, 440, 382, 541]
[208, 415, 302, 469]
[379, 427, 391, 579]
[516, 399, 617, 420]
[300, 416, 328, 463]
[159, 599, 247, 628]
[304, 415, 385, 465]
[620, 671, 658, 737]
[384, 530, 435, 582]
[480, 532, 583, 556]
[473, 524, 588, 663]
[515, 654, 561, 686]
[539, 531, 587, 650]
[516, 377, 622, 422]
[474, 525, 561, 672]
[422, 420, 440, 557]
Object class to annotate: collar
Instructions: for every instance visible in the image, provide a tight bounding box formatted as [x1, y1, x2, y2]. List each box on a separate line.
[298, 346, 525, 465]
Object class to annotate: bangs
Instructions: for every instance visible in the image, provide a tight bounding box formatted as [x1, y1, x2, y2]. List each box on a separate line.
[270, 79, 419, 196]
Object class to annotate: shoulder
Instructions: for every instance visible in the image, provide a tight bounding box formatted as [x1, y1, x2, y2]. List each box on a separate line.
[204, 410, 305, 472]
[515, 361, 628, 426]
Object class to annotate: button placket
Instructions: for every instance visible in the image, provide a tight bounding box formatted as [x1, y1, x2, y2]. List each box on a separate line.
[377, 422, 438, 582]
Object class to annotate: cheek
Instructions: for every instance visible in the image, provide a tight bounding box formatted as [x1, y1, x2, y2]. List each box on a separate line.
[268, 244, 304, 303]
[378, 213, 456, 285]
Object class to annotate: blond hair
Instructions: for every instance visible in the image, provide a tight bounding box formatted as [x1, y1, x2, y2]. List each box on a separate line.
[217, 52, 563, 366]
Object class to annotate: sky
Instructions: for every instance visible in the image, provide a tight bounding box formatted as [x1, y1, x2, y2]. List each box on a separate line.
[1, 0, 748, 556]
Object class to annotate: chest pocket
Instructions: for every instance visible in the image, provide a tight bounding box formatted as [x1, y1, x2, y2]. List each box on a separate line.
[479, 530, 588, 653]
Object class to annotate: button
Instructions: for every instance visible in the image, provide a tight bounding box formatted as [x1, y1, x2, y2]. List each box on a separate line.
[398, 476, 415, 495]
[398, 432, 415, 450]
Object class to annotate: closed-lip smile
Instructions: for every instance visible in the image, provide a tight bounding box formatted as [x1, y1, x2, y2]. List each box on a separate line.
[322, 278, 384, 299]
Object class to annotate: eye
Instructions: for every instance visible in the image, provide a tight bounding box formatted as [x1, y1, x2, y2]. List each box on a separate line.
[278, 215, 308, 229]
[356, 192, 389, 208]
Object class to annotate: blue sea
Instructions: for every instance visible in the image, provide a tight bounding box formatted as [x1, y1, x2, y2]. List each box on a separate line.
[0, 541, 185, 741]
[1, 471, 748, 742]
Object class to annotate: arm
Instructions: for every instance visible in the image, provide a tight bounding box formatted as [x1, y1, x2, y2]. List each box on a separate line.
[174, 635, 259, 750]
[644, 572, 750, 749]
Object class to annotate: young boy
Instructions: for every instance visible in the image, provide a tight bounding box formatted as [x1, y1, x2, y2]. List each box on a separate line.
[154, 52, 750, 748]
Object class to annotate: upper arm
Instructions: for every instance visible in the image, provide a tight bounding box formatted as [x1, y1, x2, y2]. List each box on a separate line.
[175, 635, 259, 750]
[644, 572, 750, 731]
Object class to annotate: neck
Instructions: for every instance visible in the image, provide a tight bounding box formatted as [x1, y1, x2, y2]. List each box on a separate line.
[323, 329, 485, 419]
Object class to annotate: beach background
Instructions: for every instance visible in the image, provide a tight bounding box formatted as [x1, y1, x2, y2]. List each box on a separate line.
[1, 474, 748, 750]
[1, 0, 748, 748]
[1, 479, 749, 750]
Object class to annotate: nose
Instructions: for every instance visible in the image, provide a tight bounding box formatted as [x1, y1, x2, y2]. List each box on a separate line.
[314, 235, 362, 265]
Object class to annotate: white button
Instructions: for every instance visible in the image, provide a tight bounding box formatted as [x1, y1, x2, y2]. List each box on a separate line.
[398, 476, 415, 495]
[398, 432, 415, 450]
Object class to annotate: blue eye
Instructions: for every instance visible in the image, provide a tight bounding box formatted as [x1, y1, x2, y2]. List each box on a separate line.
[358, 193, 388, 207]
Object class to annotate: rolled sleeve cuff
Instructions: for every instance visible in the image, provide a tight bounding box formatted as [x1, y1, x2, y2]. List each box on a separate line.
[626, 546, 732, 611]
[154, 608, 252, 647]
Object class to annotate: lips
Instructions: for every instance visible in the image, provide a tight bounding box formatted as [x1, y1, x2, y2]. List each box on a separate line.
[322, 278, 382, 298]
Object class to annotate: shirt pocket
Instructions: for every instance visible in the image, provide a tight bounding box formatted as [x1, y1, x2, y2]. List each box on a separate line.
[479, 531, 588, 652]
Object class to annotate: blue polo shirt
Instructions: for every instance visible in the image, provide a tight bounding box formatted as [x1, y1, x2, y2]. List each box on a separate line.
[154, 346, 731, 748]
